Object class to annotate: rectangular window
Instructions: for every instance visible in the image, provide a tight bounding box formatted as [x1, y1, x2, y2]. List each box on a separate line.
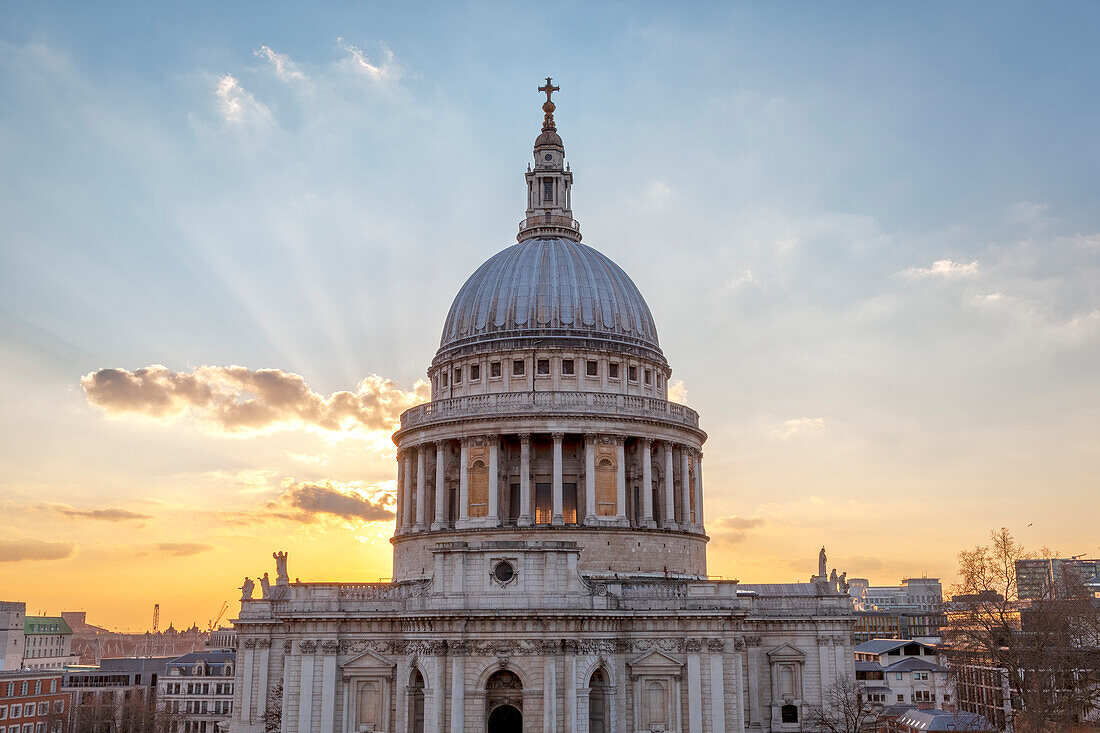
[534, 483, 552, 524]
[537, 359, 550, 375]
[561, 359, 574, 376]
[490, 361, 501, 378]
[895, 673, 903, 680]
[586, 360, 598, 377]
[644, 369, 652, 385]
[470, 364, 480, 381]
[442, 372, 448, 387]
[543, 179, 553, 202]
[628, 365, 638, 382]
[609, 362, 620, 379]
[513, 359, 525, 376]
[454, 367, 462, 383]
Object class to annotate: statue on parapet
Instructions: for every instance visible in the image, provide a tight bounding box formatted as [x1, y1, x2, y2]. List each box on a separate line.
[273, 551, 289, 585]
[818, 546, 828, 579]
[259, 572, 271, 598]
[240, 577, 255, 600]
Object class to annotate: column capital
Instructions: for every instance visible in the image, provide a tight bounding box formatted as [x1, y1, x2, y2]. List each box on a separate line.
[639, 436, 653, 447]
[551, 432, 564, 442]
[518, 432, 531, 443]
[613, 434, 626, 446]
[434, 439, 447, 449]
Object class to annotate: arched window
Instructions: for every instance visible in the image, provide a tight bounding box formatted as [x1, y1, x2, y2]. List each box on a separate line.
[646, 680, 668, 727]
[358, 681, 381, 729]
[589, 669, 608, 733]
[408, 669, 424, 733]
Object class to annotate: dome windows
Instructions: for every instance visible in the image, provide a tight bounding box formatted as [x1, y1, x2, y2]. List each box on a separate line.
[470, 364, 480, 381]
[537, 359, 550, 376]
[586, 360, 598, 377]
[609, 362, 620, 380]
[491, 361, 502, 378]
[561, 359, 574, 376]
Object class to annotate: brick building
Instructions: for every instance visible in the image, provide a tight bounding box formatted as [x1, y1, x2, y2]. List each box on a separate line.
[0, 669, 68, 733]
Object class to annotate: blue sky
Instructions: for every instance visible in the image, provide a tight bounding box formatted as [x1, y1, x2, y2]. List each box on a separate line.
[1, 2, 1098, 627]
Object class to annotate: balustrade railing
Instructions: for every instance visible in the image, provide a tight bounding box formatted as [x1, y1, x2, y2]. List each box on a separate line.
[399, 391, 700, 430]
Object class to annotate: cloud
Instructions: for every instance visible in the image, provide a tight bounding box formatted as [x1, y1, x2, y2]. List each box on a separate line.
[667, 379, 688, 403]
[336, 38, 402, 82]
[53, 506, 152, 522]
[270, 479, 395, 523]
[154, 542, 213, 557]
[254, 45, 305, 81]
[214, 74, 273, 126]
[904, 259, 979, 278]
[774, 417, 826, 438]
[81, 365, 429, 436]
[710, 516, 764, 545]
[0, 538, 76, 562]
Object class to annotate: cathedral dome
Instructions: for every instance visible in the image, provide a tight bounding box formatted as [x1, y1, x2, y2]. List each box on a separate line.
[436, 237, 663, 362]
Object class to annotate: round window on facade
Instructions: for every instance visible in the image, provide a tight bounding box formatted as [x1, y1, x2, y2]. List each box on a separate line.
[492, 561, 516, 585]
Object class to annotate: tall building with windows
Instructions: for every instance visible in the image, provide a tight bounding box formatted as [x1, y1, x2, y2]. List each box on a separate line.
[229, 80, 856, 733]
[21, 617, 78, 671]
[159, 651, 236, 733]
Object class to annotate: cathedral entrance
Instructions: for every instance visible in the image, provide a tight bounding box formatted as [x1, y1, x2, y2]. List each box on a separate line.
[487, 704, 522, 733]
[485, 670, 523, 733]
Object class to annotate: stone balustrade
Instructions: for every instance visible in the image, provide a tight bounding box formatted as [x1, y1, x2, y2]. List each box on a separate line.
[399, 391, 700, 431]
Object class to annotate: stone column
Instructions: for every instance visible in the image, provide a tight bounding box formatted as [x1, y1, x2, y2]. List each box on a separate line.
[395, 452, 405, 534]
[458, 439, 469, 524]
[543, 656, 557, 733]
[746, 640, 762, 729]
[681, 447, 693, 528]
[687, 652, 703, 733]
[695, 450, 705, 531]
[256, 639, 271, 718]
[432, 441, 446, 530]
[641, 438, 655, 528]
[450, 655, 464, 733]
[279, 647, 293, 733]
[518, 433, 533, 526]
[564, 655, 577, 732]
[320, 641, 337, 733]
[709, 646, 726, 733]
[487, 435, 500, 525]
[415, 446, 427, 530]
[403, 451, 415, 530]
[663, 442, 677, 530]
[551, 432, 564, 526]
[818, 636, 832, 698]
[240, 641, 254, 722]
[297, 642, 316, 733]
[584, 434, 596, 524]
[615, 437, 627, 524]
[732, 650, 746, 733]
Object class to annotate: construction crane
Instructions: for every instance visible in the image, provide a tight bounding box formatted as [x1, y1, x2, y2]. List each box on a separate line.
[207, 601, 229, 632]
[152, 603, 160, 634]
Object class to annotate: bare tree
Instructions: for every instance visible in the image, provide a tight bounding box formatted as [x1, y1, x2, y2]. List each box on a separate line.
[804, 676, 878, 733]
[945, 527, 1100, 733]
[261, 680, 283, 733]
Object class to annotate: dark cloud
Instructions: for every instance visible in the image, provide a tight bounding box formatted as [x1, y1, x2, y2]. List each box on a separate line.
[54, 506, 152, 522]
[0, 538, 76, 562]
[155, 543, 213, 557]
[280, 483, 394, 522]
[81, 365, 428, 434]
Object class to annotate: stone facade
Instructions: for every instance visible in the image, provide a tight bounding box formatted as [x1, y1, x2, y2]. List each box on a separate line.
[228, 80, 855, 733]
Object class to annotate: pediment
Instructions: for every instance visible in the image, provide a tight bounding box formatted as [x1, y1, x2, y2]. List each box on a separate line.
[628, 649, 684, 669]
[341, 649, 396, 674]
[766, 643, 806, 661]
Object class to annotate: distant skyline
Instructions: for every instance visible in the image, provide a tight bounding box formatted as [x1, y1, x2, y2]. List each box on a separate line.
[2, 1, 1098, 630]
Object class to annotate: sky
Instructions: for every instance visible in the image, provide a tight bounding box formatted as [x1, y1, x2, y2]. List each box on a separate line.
[1, 1, 1098, 631]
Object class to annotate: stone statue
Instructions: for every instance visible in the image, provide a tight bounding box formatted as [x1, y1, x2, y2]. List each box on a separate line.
[840, 572, 848, 593]
[240, 577, 255, 600]
[273, 551, 289, 585]
[259, 572, 271, 598]
[830, 568, 838, 583]
[818, 546, 827, 578]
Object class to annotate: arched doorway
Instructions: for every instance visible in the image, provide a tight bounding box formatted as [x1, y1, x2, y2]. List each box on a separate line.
[408, 669, 425, 733]
[486, 704, 522, 733]
[485, 670, 523, 733]
[589, 668, 609, 733]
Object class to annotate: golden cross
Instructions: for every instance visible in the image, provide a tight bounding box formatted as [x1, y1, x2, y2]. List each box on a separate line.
[538, 77, 559, 103]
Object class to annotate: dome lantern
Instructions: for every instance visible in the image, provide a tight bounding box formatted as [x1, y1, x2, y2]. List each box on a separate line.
[519, 78, 580, 242]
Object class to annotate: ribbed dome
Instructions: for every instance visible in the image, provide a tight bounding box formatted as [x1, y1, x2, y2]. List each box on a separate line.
[437, 238, 662, 362]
